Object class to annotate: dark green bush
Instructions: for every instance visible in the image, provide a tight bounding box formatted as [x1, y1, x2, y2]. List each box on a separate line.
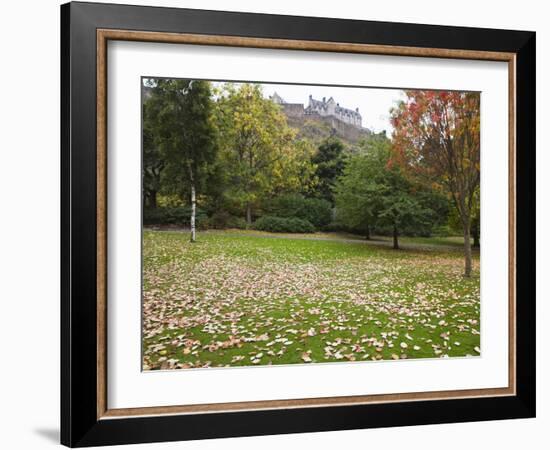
[301, 198, 333, 228]
[143, 207, 208, 227]
[209, 211, 248, 230]
[143, 207, 170, 225]
[266, 194, 332, 228]
[267, 194, 304, 217]
[226, 216, 248, 230]
[322, 222, 346, 232]
[253, 216, 315, 233]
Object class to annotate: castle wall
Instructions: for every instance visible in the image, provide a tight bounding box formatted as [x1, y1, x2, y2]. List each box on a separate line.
[281, 103, 305, 118]
[300, 112, 370, 143]
[328, 117, 368, 142]
[273, 92, 367, 142]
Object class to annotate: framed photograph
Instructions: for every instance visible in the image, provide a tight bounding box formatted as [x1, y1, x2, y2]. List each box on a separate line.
[61, 1, 535, 447]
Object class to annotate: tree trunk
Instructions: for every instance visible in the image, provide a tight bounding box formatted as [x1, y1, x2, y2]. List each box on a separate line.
[190, 183, 196, 243]
[365, 225, 371, 240]
[246, 203, 252, 228]
[392, 224, 399, 250]
[462, 217, 472, 277]
[472, 219, 480, 248]
[149, 190, 157, 209]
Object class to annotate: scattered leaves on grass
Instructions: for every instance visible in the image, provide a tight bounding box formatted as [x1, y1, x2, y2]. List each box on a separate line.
[142, 231, 480, 369]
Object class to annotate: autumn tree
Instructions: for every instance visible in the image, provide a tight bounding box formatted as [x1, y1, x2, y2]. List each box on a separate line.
[391, 91, 480, 276]
[145, 79, 217, 242]
[216, 83, 315, 225]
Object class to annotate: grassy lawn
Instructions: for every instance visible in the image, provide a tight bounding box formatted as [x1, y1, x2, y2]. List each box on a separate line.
[142, 230, 480, 370]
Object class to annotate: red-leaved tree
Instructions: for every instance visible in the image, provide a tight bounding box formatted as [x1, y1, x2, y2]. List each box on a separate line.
[391, 91, 480, 277]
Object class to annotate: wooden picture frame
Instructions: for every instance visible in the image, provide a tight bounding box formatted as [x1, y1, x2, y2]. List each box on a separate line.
[61, 1, 535, 447]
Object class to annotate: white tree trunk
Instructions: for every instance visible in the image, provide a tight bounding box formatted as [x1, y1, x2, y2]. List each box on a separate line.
[190, 183, 196, 243]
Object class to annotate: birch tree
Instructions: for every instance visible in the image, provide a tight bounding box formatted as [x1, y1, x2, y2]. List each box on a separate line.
[145, 79, 217, 242]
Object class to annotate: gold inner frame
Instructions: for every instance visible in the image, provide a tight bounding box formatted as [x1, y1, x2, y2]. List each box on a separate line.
[96, 28, 517, 420]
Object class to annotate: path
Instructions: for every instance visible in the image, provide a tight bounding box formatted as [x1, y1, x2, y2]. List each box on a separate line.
[145, 227, 473, 253]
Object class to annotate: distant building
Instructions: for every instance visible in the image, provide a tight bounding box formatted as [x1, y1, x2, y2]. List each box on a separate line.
[270, 92, 362, 128]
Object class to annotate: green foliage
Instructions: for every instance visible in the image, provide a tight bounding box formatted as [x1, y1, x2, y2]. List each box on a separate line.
[266, 194, 332, 228]
[143, 78, 219, 241]
[334, 137, 447, 242]
[157, 193, 184, 208]
[209, 211, 248, 230]
[334, 139, 388, 235]
[144, 78, 218, 200]
[301, 198, 333, 228]
[142, 88, 164, 208]
[253, 216, 315, 233]
[267, 193, 304, 217]
[311, 138, 345, 204]
[141, 79, 456, 243]
[216, 83, 316, 223]
[143, 207, 208, 227]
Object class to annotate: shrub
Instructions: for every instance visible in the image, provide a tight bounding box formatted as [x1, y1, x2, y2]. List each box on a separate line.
[209, 211, 248, 230]
[267, 194, 332, 228]
[322, 222, 346, 232]
[253, 216, 315, 233]
[226, 216, 248, 230]
[143, 207, 170, 225]
[301, 198, 333, 228]
[431, 225, 454, 237]
[268, 194, 304, 217]
[143, 207, 208, 227]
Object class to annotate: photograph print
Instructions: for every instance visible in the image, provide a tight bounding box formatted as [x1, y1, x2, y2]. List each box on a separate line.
[141, 78, 481, 371]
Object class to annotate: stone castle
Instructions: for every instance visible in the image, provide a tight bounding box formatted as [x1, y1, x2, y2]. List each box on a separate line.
[271, 92, 363, 128]
[270, 92, 371, 143]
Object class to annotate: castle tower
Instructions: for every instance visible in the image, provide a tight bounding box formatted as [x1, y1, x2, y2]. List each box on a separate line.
[271, 92, 285, 104]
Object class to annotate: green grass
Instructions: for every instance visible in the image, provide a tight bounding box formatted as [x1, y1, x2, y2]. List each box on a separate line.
[142, 230, 480, 370]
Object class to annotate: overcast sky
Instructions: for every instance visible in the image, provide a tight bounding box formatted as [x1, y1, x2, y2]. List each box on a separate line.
[214, 82, 405, 134]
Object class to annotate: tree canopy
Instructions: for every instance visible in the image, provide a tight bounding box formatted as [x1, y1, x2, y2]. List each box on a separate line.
[391, 91, 480, 275]
[215, 83, 315, 224]
[144, 79, 218, 241]
[141, 80, 475, 251]
[312, 138, 345, 204]
[335, 137, 442, 248]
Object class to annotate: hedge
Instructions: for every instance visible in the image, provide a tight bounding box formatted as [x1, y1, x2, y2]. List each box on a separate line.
[253, 216, 315, 233]
[143, 207, 208, 228]
[267, 194, 332, 228]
